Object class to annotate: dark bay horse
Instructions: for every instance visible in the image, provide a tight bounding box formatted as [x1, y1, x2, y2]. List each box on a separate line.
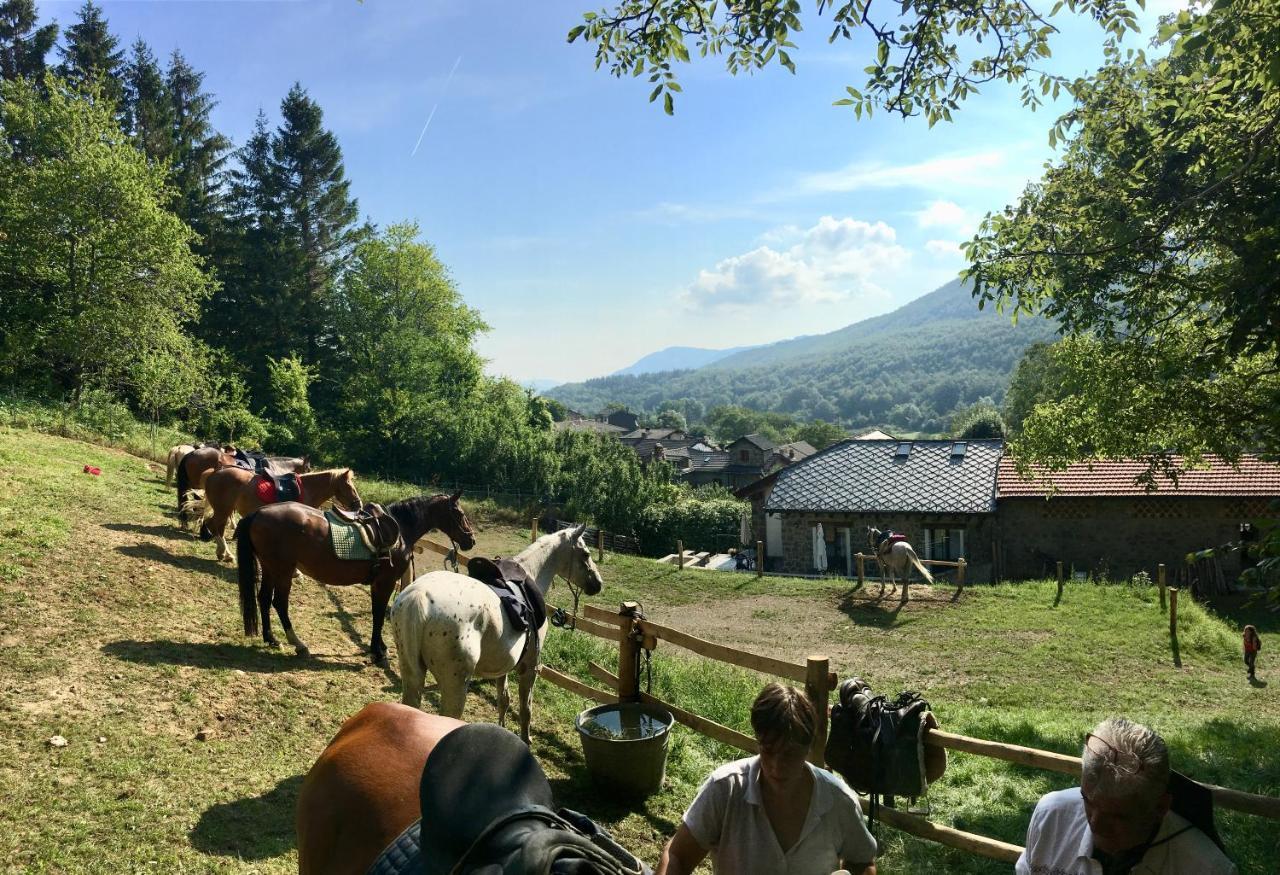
[234, 492, 476, 664]
[175, 447, 311, 527]
[196, 467, 363, 561]
[296, 703, 647, 875]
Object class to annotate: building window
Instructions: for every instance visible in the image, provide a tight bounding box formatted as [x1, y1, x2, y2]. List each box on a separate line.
[951, 442, 967, 459]
[924, 526, 965, 561]
[895, 442, 912, 459]
[739, 450, 750, 462]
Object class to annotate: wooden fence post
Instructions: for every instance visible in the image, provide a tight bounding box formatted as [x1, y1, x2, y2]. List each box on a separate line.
[805, 655, 832, 766]
[1158, 564, 1167, 613]
[956, 557, 966, 591]
[597, 528, 604, 562]
[756, 540, 764, 578]
[1054, 561, 1065, 606]
[1169, 587, 1181, 667]
[992, 541, 999, 584]
[531, 517, 538, 543]
[677, 540, 684, 570]
[857, 553, 865, 586]
[617, 602, 641, 702]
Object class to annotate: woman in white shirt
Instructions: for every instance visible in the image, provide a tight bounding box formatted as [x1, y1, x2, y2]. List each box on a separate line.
[656, 683, 878, 875]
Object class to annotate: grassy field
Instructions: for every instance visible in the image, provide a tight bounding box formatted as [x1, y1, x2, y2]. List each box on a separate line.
[0, 428, 1277, 873]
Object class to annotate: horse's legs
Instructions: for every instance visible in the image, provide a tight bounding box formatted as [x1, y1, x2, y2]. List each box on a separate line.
[368, 576, 396, 666]
[397, 645, 426, 709]
[257, 572, 279, 649]
[495, 674, 511, 728]
[272, 577, 309, 656]
[516, 664, 537, 745]
[212, 509, 231, 562]
[436, 669, 472, 721]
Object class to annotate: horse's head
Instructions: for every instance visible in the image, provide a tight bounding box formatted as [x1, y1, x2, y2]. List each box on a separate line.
[565, 523, 603, 595]
[299, 454, 313, 474]
[866, 525, 881, 547]
[333, 469, 362, 511]
[436, 490, 476, 551]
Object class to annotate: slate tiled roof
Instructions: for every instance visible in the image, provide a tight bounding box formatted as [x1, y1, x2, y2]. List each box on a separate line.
[765, 439, 1003, 514]
[998, 456, 1280, 497]
[733, 433, 777, 452]
[686, 451, 734, 471]
[554, 419, 626, 434]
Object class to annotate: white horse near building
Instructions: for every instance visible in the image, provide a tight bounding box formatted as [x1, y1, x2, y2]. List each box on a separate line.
[390, 524, 603, 743]
[867, 526, 934, 602]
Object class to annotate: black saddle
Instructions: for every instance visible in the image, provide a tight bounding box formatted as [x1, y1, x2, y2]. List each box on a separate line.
[825, 677, 947, 801]
[234, 448, 269, 471]
[467, 557, 547, 635]
[369, 723, 649, 875]
[254, 469, 302, 503]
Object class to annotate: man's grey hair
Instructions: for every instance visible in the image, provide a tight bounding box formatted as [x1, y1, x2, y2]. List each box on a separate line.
[1081, 717, 1170, 804]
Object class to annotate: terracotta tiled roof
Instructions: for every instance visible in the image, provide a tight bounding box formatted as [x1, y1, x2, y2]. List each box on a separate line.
[766, 439, 1003, 514]
[997, 456, 1280, 497]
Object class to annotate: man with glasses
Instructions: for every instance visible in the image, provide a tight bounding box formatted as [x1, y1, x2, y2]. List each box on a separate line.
[1016, 717, 1236, 874]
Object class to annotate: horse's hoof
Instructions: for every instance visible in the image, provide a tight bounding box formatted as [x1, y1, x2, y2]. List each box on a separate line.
[295, 645, 311, 657]
[266, 640, 281, 649]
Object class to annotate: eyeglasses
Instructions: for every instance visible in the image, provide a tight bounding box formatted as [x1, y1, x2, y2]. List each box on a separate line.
[1085, 733, 1144, 775]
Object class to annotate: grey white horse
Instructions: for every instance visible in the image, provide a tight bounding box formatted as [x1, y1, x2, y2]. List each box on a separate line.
[867, 526, 934, 602]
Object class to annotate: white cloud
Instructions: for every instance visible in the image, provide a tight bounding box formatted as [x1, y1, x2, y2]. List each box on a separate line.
[683, 216, 907, 311]
[925, 239, 965, 260]
[914, 199, 976, 233]
[790, 149, 1009, 197]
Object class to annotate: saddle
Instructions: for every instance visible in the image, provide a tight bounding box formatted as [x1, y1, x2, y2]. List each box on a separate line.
[467, 558, 547, 634]
[368, 722, 649, 875]
[331, 503, 403, 556]
[252, 471, 302, 504]
[825, 677, 946, 803]
[233, 448, 269, 471]
[875, 531, 909, 556]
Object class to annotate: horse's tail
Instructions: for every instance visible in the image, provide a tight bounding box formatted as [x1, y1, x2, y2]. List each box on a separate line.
[237, 511, 261, 637]
[906, 546, 935, 584]
[176, 451, 192, 515]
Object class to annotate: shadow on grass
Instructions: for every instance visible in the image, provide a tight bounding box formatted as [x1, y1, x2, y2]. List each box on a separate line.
[836, 587, 917, 630]
[322, 587, 398, 685]
[190, 773, 303, 861]
[101, 639, 361, 673]
[531, 721, 681, 840]
[1205, 592, 1280, 635]
[116, 542, 228, 578]
[101, 521, 191, 542]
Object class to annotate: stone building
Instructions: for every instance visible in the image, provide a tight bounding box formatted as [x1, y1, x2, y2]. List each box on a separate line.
[996, 457, 1280, 580]
[761, 439, 1003, 578]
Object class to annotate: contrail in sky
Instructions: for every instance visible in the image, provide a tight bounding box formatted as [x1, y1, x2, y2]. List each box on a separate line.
[411, 55, 462, 157]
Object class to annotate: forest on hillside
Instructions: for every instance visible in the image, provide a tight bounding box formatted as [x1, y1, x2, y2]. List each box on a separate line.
[549, 314, 1058, 434]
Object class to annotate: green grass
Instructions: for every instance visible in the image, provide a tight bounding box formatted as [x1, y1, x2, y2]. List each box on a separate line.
[0, 426, 1276, 873]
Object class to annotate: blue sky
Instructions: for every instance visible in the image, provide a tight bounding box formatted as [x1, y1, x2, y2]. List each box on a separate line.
[42, 0, 1185, 384]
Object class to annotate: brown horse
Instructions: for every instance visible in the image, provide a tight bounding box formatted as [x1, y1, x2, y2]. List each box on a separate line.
[234, 492, 476, 664]
[175, 447, 310, 527]
[195, 467, 363, 561]
[297, 703, 466, 875]
[297, 703, 646, 875]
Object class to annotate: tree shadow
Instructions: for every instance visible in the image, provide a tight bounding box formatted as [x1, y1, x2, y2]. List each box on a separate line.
[116, 542, 228, 578]
[101, 639, 362, 674]
[102, 521, 190, 543]
[1204, 593, 1280, 635]
[190, 773, 303, 861]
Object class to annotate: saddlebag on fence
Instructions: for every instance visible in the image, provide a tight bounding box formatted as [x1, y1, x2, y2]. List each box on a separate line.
[824, 677, 946, 800]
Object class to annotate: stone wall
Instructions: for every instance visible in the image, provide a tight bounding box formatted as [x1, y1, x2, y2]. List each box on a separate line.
[998, 496, 1276, 580]
[776, 510, 996, 582]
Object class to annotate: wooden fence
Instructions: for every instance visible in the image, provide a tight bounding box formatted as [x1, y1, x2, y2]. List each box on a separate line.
[407, 539, 1280, 865]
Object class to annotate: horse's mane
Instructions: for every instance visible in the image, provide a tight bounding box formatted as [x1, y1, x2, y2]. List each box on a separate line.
[386, 493, 449, 530]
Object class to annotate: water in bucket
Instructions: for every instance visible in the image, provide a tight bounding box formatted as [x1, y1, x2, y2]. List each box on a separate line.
[579, 708, 667, 741]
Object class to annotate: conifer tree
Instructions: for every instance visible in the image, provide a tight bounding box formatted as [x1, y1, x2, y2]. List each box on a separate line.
[122, 38, 172, 164]
[165, 49, 230, 241]
[0, 0, 57, 81]
[55, 0, 122, 104]
[271, 83, 360, 374]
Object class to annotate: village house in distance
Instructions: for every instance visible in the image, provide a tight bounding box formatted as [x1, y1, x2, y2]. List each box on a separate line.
[555, 409, 816, 489]
[738, 438, 1280, 584]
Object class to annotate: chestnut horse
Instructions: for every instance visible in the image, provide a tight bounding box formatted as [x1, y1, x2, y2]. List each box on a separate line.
[235, 492, 476, 664]
[174, 447, 310, 527]
[296, 703, 647, 875]
[195, 467, 363, 561]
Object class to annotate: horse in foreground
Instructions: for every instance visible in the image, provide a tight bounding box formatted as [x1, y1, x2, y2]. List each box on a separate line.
[195, 467, 362, 561]
[235, 492, 475, 664]
[867, 525, 933, 602]
[391, 524, 602, 743]
[164, 443, 197, 486]
[296, 703, 648, 875]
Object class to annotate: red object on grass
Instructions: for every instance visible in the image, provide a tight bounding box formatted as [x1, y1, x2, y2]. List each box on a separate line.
[82, 465, 101, 475]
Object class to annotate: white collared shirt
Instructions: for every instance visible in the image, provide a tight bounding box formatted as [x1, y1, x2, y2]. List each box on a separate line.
[1015, 788, 1237, 875]
[683, 756, 877, 875]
